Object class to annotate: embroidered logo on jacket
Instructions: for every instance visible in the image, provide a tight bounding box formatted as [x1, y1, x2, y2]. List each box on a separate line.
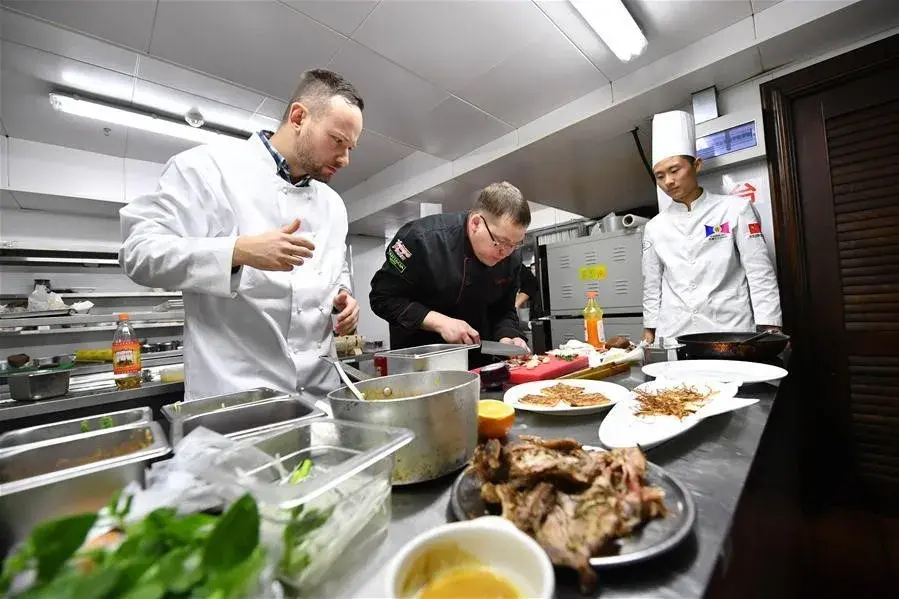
[704, 222, 731, 240]
[387, 240, 412, 273]
[748, 222, 763, 238]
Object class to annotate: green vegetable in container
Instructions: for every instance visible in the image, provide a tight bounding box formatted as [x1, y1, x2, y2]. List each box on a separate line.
[288, 459, 313, 485]
[80, 420, 90, 433]
[101, 416, 114, 429]
[0, 493, 267, 599]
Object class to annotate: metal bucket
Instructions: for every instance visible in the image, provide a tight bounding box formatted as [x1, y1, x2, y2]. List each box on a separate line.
[327, 370, 480, 485]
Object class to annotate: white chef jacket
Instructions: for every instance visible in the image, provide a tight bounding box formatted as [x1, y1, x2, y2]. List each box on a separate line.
[641, 191, 782, 340]
[119, 134, 351, 402]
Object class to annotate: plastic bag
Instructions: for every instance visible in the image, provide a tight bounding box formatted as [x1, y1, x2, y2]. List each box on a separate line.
[26, 285, 68, 312]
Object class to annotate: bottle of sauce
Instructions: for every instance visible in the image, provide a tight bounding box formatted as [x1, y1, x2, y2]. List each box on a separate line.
[583, 291, 605, 350]
[113, 313, 142, 389]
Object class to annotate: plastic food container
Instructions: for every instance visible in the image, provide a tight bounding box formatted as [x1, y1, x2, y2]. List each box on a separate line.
[200, 419, 413, 594]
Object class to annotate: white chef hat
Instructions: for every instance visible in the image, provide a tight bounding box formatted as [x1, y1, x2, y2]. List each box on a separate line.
[651, 110, 695, 168]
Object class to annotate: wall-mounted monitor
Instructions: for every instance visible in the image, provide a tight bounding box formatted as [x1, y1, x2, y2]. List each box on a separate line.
[696, 121, 757, 160]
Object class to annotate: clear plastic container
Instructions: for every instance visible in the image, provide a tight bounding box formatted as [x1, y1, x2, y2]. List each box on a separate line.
[199, 419, 414, 594]
[112, 313, 141, 389]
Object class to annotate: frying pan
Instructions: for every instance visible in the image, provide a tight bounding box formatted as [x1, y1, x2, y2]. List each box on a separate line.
[675, 331, 789, 361]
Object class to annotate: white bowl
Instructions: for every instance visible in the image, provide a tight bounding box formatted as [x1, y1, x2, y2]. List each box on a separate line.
[384, 516, 554, 599]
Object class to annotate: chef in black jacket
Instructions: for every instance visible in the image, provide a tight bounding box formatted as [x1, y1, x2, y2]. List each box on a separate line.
[370, 181, 530, 366]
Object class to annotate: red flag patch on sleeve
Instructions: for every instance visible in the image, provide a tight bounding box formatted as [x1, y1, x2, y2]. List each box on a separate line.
[748, 222, 762, 235]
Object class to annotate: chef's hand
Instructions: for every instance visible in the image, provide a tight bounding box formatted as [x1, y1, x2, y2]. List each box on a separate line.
[642, 328, 656, 345]
[232, 219, 315, 271]
[333, 291, 359, 335]
[425, 313, 480, 345]
[500, 337, 531, 353]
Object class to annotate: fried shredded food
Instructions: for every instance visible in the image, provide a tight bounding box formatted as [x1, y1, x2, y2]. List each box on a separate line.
[633, 384, 715, 419]
[470, 437, 667, 594]
[518, 383, 610, 408]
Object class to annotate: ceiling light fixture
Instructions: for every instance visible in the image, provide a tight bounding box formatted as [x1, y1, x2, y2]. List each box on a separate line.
[49, 92, 247, 145]
[570, 0, 647, 62]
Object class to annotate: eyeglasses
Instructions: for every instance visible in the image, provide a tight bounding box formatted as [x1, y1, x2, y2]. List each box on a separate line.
[479, 215, 523, 252]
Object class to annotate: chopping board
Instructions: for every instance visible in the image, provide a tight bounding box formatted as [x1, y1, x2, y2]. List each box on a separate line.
[507, 355, 589, 384]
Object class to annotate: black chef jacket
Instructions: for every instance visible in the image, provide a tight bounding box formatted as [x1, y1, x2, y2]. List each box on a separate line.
[369, 212, 524, 367]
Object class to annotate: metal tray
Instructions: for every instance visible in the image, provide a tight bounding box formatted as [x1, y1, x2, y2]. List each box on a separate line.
[449, 452, 696, 569]
[174, 396, 325, 445]
[162, 387, 288, 421]
[0, 407, 153, 450]
[0, 422, 170, 553]
[7, 368, 71, 401]
[375, 344, 474, 375]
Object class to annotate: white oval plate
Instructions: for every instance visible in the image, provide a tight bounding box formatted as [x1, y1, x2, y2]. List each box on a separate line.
[504, 379, 632, 415]
[642, 359, 787, 385]
[598, 378, 739, 449]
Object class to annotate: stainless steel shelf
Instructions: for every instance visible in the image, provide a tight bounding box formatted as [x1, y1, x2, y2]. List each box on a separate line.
[0, 256, 120, 267]
[0, 292, 182, 300]
[0, 310, 185, 328]
[3, 321, 184, 337]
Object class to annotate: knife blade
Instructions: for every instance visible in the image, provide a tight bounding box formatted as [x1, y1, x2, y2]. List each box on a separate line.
[478, 340, 531, 357]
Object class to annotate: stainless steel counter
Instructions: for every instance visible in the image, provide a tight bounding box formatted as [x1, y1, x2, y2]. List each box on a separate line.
[0, 379, 184, 421]
[340, 366, 783, 599]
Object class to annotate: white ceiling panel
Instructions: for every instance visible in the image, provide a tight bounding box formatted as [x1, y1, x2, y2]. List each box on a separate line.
[0, 8, 138, 75]
[123, 128, 195, 168]
[256, 97, 288, 122]
[457, 20, 608, 127]
[751, 0, 783, 13]
[280, 0, 377, 35]
[543, 0, 754, 81]
[132, 79, 258, 134]
[327, 40, 447, 150]
[136, 57, 266, 113]
[352, 0, 550, 92]
[1, 64, 128, 157]
[413, 96, 514, 161]
[149, 0, 346, 100]
[2, 0, 157, 52]
[331, 130, 415, 194]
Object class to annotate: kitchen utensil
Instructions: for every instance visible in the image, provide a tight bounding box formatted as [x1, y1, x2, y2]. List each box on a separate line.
[450, 454, 696, 569]
[320, 355, 366, 400]
[642, 359, 788, 384]
[507, 355, 589, 384]
[503, 379, 631, 416]
[0, 309, 71, 319]
[161, 387, 291, 441]
[385, 516, 554, 599]
[328, 370, 480, 485]
[478, 340, 530, 357]
[7, 369, 71, 401]
[374, 344, 475, 376]
[738, 330, 779, 345]
[675, 331, 789, 361]
[0, 422, 170, 554]
[0, 407, 153, 450]
[643, 336, 684, 364]
[558, 361, 630, 381]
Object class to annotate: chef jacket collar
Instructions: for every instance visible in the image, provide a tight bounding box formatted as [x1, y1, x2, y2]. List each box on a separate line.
[257, 130, 311, 188]
[667, 188, 708, 213]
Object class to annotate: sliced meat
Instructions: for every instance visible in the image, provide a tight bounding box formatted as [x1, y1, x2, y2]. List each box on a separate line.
[536, 493, 598, 593]
[471, 438, 504, 481]
[504, 439, 603, 486]
[481, 481, 501, 504]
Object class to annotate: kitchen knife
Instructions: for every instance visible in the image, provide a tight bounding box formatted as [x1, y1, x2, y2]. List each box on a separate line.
[478, 340, 531, 357]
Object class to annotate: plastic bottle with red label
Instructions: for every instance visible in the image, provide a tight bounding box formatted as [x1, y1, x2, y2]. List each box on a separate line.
[584, 291, 606, 350]
[113, 313, 142, 390]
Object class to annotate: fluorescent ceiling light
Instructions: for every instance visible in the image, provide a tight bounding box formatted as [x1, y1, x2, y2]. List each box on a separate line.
[571, 0, 647, 62]
[49, 92, 246, 145]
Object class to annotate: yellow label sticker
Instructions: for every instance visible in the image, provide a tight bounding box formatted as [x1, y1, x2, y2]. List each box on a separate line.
[578, 265, 608, 281]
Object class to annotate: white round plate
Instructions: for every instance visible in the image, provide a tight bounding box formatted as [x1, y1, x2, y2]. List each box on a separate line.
[598, 378, 739, 449]
[504, 379, 632, 415]
[641, 359, 787, 385]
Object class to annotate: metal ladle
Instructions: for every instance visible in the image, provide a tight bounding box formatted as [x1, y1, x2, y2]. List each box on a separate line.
[319, 356, 366, 400]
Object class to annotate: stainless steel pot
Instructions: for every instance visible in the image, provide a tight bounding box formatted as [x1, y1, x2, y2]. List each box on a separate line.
[327, 370, 480, 485]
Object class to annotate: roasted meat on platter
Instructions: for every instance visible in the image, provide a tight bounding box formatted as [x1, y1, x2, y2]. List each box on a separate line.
[470, 436, 667, 593]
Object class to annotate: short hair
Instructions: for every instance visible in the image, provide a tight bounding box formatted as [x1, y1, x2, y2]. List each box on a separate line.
[473, 181, 531, 228]
[281, 69, 364, 123]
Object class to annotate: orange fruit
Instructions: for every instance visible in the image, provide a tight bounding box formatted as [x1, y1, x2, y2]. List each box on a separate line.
[477, 400, 515, 439]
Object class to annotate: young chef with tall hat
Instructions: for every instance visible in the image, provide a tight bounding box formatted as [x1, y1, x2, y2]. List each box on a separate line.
[641, 110, 782, 345]
[120, 69, 363, 402]
[369, 182, 530, 366]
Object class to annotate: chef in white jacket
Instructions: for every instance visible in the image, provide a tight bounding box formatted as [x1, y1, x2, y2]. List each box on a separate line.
[120, 69, 363, 401]
[641, 110, 782, 344]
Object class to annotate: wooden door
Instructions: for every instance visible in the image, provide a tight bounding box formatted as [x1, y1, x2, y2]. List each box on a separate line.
[763, 35, 899, 512]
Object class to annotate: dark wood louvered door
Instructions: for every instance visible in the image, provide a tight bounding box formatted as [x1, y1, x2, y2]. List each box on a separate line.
[772, 40, 899, 511]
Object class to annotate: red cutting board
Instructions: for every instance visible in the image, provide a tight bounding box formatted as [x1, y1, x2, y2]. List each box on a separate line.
[507, 355, 589, 384]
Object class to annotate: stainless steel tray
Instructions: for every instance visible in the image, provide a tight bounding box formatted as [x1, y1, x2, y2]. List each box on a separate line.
[449, 453, 696, 568]
[0, 422, 171, 553]
[169, 396, 325, 445]
[0, 407, 153, 450]
[162, 387, 288, 421]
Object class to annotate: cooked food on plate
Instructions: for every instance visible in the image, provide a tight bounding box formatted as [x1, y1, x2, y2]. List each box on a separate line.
[518, 383, 610, 408]
[470, 436, 667, 593]
[633, 383, 715, 419]
[506, 354, 551, 369]
[605, 335, 633, 350]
